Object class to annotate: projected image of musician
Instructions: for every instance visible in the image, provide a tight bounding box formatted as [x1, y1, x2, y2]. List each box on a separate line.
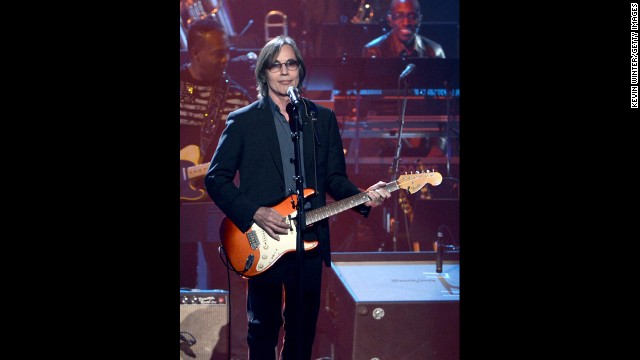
[362, 0, 445, 59]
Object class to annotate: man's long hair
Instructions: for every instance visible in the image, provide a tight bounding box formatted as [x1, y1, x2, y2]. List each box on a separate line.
[255, 35, 306, 99]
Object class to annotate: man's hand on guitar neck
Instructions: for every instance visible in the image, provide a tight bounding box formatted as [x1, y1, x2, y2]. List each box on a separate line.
[253, 207, 290, 240]
[364, 181, 391, 208]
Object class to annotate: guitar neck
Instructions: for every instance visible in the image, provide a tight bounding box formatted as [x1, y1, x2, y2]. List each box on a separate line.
[305, 181, 399, 226]
[187, 162, 211, 180]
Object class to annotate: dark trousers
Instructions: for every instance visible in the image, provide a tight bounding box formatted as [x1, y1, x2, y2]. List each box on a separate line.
[246, 249, 323, 360]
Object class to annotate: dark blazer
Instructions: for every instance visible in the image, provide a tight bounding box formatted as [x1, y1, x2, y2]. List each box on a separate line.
[204, 96, 370, 266]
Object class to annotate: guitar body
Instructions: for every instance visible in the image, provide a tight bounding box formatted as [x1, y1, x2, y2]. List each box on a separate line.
[180, 145, 206, 201]
[219, 189, 319, 278]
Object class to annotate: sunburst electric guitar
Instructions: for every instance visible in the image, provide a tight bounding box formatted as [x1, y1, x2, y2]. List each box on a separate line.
[180, 145, 211, 201]
[219, 171, 443, 278]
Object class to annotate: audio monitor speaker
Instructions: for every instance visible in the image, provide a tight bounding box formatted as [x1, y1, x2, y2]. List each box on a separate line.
[179, 289, 230, 360]
[326, 252, 460, 360]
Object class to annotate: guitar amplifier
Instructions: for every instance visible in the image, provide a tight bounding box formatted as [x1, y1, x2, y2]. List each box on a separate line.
[325, 252, 460, 360]
[179, 289, 230, 360]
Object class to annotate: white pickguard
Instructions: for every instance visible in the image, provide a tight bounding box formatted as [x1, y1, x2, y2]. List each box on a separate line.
[250, 212, 318, 272]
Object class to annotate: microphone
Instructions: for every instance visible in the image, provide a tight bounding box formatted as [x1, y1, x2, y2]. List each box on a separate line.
[287, 86, 301, 106]
[399, 63, 416, 81]
[435, 230, 444, 273]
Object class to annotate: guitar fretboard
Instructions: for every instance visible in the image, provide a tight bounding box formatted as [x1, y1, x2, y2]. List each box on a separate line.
[305, 181, 400, 225]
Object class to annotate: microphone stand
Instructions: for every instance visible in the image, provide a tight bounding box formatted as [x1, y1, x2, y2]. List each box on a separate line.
[353, 76, 362, 175]
[288, 98, 306, 360]
[389, 76, 412, 252]
[435, 229, 444, 273]
[443, 80, 459, 196]
[444, 81, 452, 178]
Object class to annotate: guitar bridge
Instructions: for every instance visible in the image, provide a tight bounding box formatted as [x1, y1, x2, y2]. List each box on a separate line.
[247, 230, 260, 250]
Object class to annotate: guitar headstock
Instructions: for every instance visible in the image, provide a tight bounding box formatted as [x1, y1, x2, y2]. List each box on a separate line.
[396, 171, 443, 194]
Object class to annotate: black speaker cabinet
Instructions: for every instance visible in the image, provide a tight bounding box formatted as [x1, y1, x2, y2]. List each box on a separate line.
[326, 252, 459, 360]
[179, 289, 230, 360]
